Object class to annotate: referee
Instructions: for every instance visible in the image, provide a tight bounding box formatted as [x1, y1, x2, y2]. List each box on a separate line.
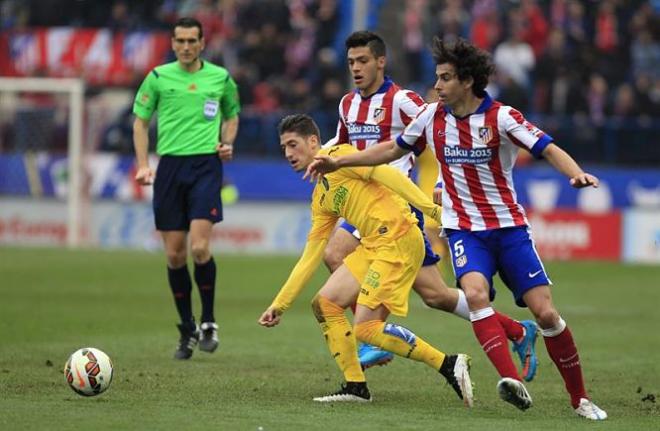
[132, 17, 240, 360]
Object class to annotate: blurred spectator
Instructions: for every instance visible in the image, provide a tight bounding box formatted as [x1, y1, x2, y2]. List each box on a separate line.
[434, 0, 470, 42]
[107, 1, 138, 32]
[631, 30, 660, 80]
[519, 0, 549, 58]
[403, 0, 426, 84]
[469, 2, 501, 51]
[493, 12, 535, 89]
[564, 0, 589, 49]
[313, 0, 338, 50]
[1, 0, 657, 161]
[586, 73, 609, 125]
[285, 0, 316, 79]
[611, 83, 638, 118]
[1, 0, 29, 29]
[495, 71, 530, 112]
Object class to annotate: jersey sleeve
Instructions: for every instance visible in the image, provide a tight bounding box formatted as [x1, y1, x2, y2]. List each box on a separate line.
[220, 74, 241, 119]
[398, 90, 426, 126]
[500, 106, 553, 158]
[325, 97, 349, 147]
[270, 205, 335, 311]
[270, 237, 327, 312]
[368, 164, 441, 225]
[133, 70, 160, 120]
[395, 104, 434, 156]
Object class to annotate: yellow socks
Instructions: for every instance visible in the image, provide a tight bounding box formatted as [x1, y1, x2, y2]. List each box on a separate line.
[355, 320, 446, 370]
[312, 295, 365, 382]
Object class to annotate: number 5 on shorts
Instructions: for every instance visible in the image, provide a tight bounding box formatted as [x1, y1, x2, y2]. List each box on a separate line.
[453, 239, 465, 257]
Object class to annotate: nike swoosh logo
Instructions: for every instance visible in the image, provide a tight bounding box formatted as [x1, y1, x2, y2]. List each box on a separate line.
[559, 353, 578, 363]
[528, 270, 543, 278]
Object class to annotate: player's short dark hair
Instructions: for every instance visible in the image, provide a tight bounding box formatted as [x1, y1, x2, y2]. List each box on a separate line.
[345, 31, 386, 58]
[172, 17, 204, 39]
[278, 114, 321, 140]
[431, 37, 495, 97]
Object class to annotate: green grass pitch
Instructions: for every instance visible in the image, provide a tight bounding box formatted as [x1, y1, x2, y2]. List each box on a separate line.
[1, 247, 658, 430]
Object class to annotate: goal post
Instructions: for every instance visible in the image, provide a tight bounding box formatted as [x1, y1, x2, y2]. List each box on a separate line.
[0, 77, 85, 247]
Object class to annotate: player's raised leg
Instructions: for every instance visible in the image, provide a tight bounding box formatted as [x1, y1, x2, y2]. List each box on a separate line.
[524, 286, 607, 420]
[354, 306, 473, 407]
[351, 229, 473, 407]
[162, 230, 200, 360]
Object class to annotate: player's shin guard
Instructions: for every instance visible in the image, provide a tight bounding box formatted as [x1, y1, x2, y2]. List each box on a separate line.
[167, 265, 194, 325]
[542, 318, 588, 408]
[470, 307, 521, 380]
[194, 257, 216, 323]
[354, 320, 445, 370]
[312, 295, 365, 382]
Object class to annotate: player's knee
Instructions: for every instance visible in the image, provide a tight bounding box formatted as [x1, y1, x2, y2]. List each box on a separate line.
[462, 285, 490, 307]
[165, 250, 187, 268]
[420, 288, 455, 311]
[323, 248, 343, 273]
[535, 308, 560, 328]
[190, 242, 210, 263]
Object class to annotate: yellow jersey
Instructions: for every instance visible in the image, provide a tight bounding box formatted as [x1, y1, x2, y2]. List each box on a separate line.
[270, 144, 440, 312]
[308, 144, 418, 249]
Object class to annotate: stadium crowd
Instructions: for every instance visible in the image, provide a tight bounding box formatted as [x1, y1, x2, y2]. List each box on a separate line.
[0, 0, 658, 161]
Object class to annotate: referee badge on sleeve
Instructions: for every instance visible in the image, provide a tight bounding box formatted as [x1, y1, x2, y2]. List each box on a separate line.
[203, 100, 219, 120]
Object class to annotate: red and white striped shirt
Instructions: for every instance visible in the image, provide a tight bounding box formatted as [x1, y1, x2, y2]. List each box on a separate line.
[326, 77, 426, 175]
[397, 94, 553, 231]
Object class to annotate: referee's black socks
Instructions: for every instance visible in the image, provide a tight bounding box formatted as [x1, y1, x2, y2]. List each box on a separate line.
[194, 257, 216, 323]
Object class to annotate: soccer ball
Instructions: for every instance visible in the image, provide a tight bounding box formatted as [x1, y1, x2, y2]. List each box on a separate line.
[64, 347, 114, 396]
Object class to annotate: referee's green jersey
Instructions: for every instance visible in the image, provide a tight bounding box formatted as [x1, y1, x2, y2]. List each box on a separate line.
[133, 60, 240, 156]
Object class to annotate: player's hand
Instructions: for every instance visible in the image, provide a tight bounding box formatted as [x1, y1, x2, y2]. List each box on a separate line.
[258, 307, 282, 328]
[217, 142, 233, 161]
[433, 187, 442, 205]
[569, 173, 599, 188]
[135, 166, 155, 185]
[303, 154, 339, 182]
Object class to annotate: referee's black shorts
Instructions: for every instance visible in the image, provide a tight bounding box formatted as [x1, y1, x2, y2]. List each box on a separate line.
[153, 153, 223, 231]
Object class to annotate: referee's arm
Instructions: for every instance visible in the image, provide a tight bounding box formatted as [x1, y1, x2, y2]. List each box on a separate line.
[133, 116, 154, 185]
[217, 116, 239, 160]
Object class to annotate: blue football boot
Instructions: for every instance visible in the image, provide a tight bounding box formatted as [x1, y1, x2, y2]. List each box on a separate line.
[511, 320, 539, 382]
[358, 342, 394, 370]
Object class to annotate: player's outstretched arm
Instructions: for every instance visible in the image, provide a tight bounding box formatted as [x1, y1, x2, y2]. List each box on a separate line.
[370, 165, 442, 225]
[257, 238, 328, 327]
[304, 140, 408, 181]
[542, 143, 599, 188]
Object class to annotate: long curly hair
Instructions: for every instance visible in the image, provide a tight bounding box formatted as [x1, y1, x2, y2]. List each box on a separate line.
[431, 37, 495, 97]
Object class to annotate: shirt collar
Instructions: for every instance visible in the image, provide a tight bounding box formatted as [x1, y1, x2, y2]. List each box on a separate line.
[354, 76, 393, 98]
[443, 92, 493, 118]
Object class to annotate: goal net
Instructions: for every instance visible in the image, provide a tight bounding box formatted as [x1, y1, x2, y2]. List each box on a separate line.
[0, 77, 85, 247]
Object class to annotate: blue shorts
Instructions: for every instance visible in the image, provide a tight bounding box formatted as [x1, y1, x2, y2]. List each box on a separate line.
[340, 205, 440, 267]
[153, 154, 223, 231]
[445, 226, 551, 307]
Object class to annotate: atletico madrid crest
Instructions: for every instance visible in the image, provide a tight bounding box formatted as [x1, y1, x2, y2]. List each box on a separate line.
[373, 107, 386, 124]
[478, 126, 493, 144]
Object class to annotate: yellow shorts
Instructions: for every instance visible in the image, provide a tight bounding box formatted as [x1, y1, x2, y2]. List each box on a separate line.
[344, 227, 424, 317]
